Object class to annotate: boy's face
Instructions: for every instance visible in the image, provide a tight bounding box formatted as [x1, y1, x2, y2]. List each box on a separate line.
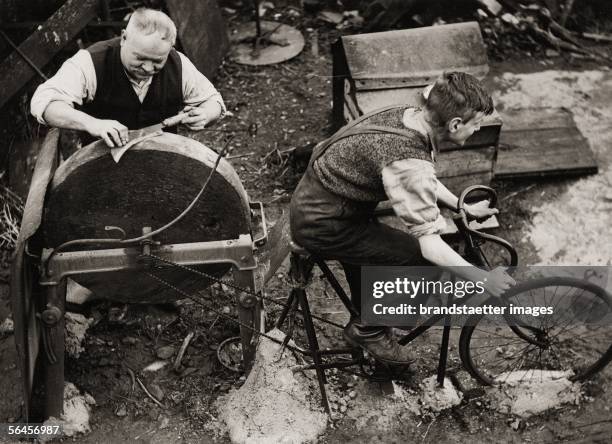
[446, 112, 486, 146]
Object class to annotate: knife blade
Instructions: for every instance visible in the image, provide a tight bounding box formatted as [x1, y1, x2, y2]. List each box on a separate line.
[110, 112, 186, 163]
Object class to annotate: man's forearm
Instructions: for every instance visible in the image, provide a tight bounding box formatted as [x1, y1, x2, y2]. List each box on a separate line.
[43, 101, 96, 133]
[43, 101, 129, 148]
[196, 98, 223, 122]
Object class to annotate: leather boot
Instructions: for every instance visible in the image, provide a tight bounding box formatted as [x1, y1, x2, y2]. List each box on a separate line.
[343, 319, 414, 365]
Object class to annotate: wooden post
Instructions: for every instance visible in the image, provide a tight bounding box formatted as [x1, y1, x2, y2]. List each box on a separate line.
[0, 0, 99, 110]
[165, 0, 229, 79]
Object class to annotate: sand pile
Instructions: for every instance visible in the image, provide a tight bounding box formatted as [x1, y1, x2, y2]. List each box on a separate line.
[217, 329, 327, 444]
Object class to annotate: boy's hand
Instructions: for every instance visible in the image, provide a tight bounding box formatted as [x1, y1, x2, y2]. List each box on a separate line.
[483, 267, 515, 298]
[465, 200, 498, 222]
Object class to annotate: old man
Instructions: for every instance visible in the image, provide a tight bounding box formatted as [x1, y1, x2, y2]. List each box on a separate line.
[31, 7, 225, 148]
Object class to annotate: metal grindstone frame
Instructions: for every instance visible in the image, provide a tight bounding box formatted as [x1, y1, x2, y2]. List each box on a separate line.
[35, 233, 263, 420]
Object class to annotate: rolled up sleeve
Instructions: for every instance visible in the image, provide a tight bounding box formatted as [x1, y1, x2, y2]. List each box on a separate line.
[30, 50, 96, 124]
[382, 159, 447, 237]
[179, 52, 226, 117]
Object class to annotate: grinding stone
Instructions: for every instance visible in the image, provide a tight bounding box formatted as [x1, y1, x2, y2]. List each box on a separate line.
[42, 132, 251, 302]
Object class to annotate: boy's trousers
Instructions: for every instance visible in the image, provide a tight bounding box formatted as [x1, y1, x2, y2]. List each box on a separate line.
[290, 167, 432, 316]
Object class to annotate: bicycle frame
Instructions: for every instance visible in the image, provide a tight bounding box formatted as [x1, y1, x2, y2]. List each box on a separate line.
[395, 186, 548, 383]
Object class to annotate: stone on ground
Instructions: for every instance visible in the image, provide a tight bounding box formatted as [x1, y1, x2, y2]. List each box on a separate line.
[419, 376, 463, 412]
[64, 312, 94, 358]
[343, 379, 420, 432]
[487, 370, 581, 417]
[42, 382, 96, 439]
[217, 328, 327, 444]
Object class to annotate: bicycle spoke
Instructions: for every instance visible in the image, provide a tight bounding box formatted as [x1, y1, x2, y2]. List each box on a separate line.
[469, 338, 528, 350]
[470, 340, 530, 361]
[499, 343, 538, 382]
[465, 279, 612, 385]
[482, 342, 535, 374]
[550, 291, 598, 341]
[542, 286, 562, 331]
[473, 327, 523, 341]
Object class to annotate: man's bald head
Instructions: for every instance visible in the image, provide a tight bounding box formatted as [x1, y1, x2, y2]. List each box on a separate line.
[125, 8, 177, 45]
[120, 8, 177, 80]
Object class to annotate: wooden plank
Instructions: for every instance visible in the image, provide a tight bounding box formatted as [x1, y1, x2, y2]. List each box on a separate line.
[437, 146, 496, 175]
[495, 108, 598, 179]
[500, 107, 575, 131]
[165, 0, 229, 80]
[0, 0, 99, 110]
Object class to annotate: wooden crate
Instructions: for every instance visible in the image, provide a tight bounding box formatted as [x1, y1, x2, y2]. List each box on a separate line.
[331, 22, 501, 195]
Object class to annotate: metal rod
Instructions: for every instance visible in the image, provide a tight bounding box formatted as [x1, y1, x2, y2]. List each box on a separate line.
[436, 288, 454, 386]
[43, 281, 66, 419]
[316, 258, 359, 318]
[298, 288, 331, 413]
[253, 0, 262, 38]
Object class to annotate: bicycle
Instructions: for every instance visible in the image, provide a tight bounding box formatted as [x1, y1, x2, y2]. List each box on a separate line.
[431, 185, 612, 386]
[277, 184, 612, 401]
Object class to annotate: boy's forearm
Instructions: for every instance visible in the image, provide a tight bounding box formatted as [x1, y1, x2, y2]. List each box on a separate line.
[418, 234, 488, 282]
[436, 179, 459, 211]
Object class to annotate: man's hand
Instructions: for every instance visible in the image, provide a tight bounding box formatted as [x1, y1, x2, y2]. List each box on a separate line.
[178, 105, 213, 131]
[483, 267, 515, 298]
[465, 200, 498, 221]
[86, 118, 129, 148]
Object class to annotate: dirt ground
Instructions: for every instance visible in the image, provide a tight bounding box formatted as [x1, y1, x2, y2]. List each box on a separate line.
[1, 9, 612, 444]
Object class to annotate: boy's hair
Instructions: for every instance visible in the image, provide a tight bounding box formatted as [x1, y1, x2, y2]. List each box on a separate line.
[126, 8, 177, 45]
[425, 71, 494, 126]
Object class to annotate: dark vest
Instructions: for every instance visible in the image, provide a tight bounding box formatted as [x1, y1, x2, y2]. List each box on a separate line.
[81, 37, 183, 130]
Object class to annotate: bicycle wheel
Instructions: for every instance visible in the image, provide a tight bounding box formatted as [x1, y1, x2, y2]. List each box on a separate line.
[459, 277, 612, 386]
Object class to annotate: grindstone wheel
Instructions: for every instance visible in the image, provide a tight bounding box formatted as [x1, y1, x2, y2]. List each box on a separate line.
[42, 132, 251, 303]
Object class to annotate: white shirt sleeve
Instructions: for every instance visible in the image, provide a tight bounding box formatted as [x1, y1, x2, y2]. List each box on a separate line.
[178, 51, 226, 116]
[382, 158, 447, 237]
[30, 49, 97, 124]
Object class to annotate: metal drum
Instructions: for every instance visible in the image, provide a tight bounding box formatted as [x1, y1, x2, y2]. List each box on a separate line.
[42, 132, 252, 302]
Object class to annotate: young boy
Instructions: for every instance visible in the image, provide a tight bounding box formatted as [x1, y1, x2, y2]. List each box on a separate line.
[290, 71, 515, 364]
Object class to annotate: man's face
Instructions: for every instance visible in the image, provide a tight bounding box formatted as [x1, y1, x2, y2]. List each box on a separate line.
[120, 30, 172, 81]
[447, 112, 486, 146]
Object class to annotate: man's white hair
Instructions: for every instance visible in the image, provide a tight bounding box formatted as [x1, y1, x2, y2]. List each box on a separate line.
[126, 8, 177, 45]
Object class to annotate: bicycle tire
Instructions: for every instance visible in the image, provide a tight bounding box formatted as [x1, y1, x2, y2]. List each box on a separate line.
[459, 277, 612, 386]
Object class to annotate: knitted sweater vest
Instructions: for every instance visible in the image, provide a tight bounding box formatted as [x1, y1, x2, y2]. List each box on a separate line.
[313, 107, 433, 202]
